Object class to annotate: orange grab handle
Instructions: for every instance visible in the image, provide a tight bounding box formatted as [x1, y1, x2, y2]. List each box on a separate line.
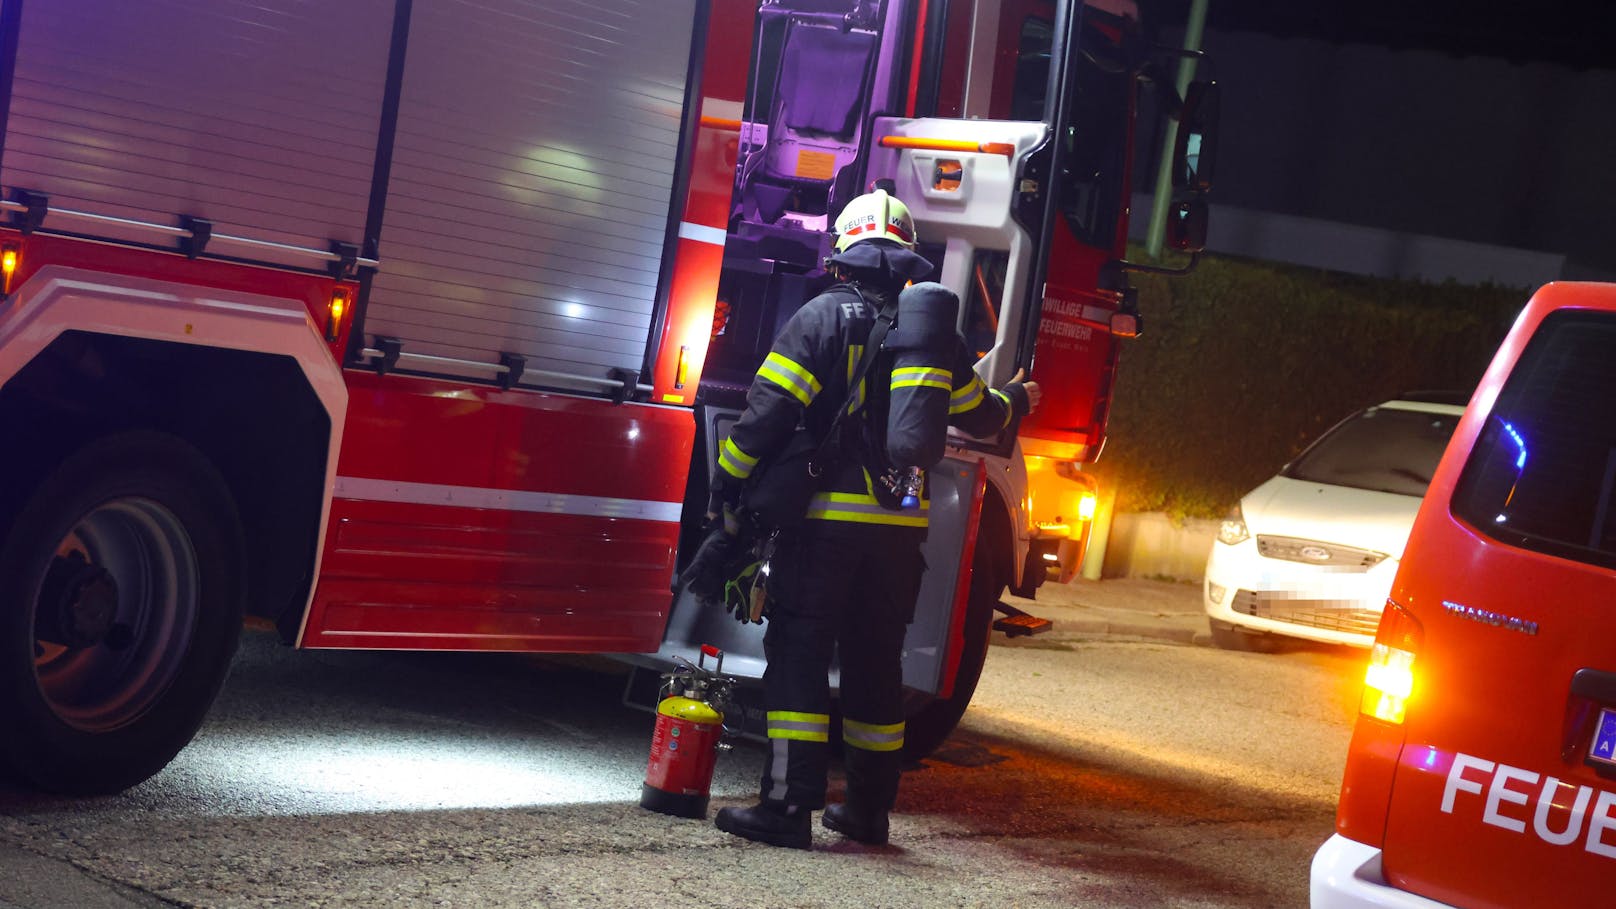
[878, 136, 1016, 157]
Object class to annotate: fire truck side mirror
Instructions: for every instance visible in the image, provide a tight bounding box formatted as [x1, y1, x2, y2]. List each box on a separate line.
[1166, 198, 1209, 254]
[1172, 80, 1220, 194]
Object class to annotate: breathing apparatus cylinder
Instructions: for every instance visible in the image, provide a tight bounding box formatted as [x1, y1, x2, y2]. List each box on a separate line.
[883, 282, 960, 501]
[640, 646, 731, 819]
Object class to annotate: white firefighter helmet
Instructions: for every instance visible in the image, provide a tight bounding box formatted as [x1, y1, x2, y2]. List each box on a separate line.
[833, 189, 917, 252]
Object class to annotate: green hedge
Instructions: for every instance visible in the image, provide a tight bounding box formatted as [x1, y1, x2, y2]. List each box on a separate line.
[1087, 253, 1531, 519]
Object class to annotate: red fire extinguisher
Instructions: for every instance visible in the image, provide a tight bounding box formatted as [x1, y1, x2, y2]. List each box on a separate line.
[640, 645, 734, 819]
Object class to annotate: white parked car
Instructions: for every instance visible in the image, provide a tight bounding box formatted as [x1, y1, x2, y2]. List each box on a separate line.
[1203, 396, 1465, 651]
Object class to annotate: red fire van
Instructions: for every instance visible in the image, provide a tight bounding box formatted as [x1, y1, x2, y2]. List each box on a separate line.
[1312, 282, 1616, 908]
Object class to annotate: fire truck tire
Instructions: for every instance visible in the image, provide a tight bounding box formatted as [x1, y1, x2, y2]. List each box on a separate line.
[0, 431, 245, 795]
[900, 542, 999, 760]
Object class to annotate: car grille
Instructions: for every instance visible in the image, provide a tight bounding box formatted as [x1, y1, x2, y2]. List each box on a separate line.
[1232, 590, 1384, 636]
[1256, 535, 1388, 570]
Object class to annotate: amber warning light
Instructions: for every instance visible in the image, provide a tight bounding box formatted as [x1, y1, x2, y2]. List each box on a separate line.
[327, 287, 350, 341]
[1077, 491, 1098, 522]
[1, 243, 19, 295]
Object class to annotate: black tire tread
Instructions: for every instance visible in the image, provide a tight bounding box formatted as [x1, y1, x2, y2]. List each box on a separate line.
[0, 431, 245, 794]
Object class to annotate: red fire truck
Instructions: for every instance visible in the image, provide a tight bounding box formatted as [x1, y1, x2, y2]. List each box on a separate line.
[0, 0, 1214, 793]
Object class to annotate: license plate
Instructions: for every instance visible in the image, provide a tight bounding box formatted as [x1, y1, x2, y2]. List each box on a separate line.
[1590, 708, 1616, 768]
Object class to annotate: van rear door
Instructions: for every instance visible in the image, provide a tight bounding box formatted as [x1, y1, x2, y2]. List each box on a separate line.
[1376, 285, 1616, 907]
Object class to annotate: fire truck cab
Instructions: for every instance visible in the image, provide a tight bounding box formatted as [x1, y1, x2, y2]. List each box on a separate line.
[0, 0, 1215, 793]
[640, 0, 1218, 753]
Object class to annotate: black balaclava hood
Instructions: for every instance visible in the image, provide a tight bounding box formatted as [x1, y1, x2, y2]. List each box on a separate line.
[826, 239, 934, 288]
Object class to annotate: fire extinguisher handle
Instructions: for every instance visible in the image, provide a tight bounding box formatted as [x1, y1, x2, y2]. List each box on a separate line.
[700, 644, 724, 675]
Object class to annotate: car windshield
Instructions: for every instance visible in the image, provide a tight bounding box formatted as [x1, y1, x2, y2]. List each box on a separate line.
[1282, 407, 1461, 497]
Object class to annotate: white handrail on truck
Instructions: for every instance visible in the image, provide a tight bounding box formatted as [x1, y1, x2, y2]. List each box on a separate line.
[0, 199, 382, 270]
[358, 347, 655, 395]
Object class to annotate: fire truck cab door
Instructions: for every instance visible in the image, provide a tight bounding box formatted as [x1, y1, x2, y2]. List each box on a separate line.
[851, 121, 1043, 703]
[864, 117, 1046, 393]
[860, 0, 1133, 696]
[867, 0, 1133, 465]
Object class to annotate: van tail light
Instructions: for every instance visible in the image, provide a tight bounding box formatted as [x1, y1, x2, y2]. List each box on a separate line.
[1362, 600, 1423, 725]
[1336, 599, 1425, 846]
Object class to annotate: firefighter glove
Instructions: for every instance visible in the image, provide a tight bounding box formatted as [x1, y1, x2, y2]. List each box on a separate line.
[722, 560, 767, 625]
[674, 508, 742, 604]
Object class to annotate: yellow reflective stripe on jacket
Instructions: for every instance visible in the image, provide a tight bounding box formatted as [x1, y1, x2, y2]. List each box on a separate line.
[806, 491, 929, 527]
[718, 437, 758, 480]
[990, 388, 1014, 430]
[844, 344, 866, 413]
[766, 710, 831, 742]
[949, 376, 986, 414]
[758, 351, 822, 407]
[891, 366, 951, 391]
[842, 718, 905, 752]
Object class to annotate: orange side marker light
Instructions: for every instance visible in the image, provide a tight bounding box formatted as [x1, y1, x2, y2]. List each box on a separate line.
[1, 243, 19, 295]
[327, 287, 350, 341]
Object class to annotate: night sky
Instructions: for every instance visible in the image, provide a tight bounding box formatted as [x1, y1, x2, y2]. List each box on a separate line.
[1154, 0, 1616, 70]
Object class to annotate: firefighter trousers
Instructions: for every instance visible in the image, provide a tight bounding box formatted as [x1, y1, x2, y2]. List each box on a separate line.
[758, 519, 925, 812]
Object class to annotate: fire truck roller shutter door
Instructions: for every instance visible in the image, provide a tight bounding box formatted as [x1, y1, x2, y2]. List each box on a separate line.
[362, 0, 700, 396]
[886, 282, 959, 469]
[1, 0, 389, 262]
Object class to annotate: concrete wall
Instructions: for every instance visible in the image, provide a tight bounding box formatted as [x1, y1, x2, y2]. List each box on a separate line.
[1098, 512, 1218, 582]
[1149, 27, 1616, 279]
[1135, 196, 1571, 288]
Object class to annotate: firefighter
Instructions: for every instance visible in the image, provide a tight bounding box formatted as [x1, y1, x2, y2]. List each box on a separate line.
[680, 189, 1040, 849]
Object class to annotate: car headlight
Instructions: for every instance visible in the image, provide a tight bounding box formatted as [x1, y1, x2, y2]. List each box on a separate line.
[1217, 505, 1249, 546]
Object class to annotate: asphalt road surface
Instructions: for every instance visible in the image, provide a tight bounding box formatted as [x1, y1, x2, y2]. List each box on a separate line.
[0, 615, 1365, 908]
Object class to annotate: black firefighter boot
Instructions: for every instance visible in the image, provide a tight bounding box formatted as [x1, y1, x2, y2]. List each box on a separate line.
[714, 801, 812, 850]
[821, 799, 890, 846]
[824, 745, 896, 845]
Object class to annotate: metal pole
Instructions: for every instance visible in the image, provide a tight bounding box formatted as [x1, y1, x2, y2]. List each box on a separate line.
[1145, 0, 1209, 259]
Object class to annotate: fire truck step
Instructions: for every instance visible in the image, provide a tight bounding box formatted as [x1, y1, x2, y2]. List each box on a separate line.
[992, 602, 1053, 637]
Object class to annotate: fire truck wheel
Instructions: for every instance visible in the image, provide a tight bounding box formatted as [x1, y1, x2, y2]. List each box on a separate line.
[900, 542, 999, 760]
[0, 431, 245, 795]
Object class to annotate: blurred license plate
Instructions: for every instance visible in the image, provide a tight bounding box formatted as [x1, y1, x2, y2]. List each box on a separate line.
[1591, 708, 1616, 768]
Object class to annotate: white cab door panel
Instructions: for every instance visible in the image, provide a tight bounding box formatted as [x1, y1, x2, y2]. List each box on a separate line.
[866, 117, 1047, 388]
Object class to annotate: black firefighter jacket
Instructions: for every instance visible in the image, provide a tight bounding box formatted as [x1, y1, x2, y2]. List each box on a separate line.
[712, 282, 1029, 529]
